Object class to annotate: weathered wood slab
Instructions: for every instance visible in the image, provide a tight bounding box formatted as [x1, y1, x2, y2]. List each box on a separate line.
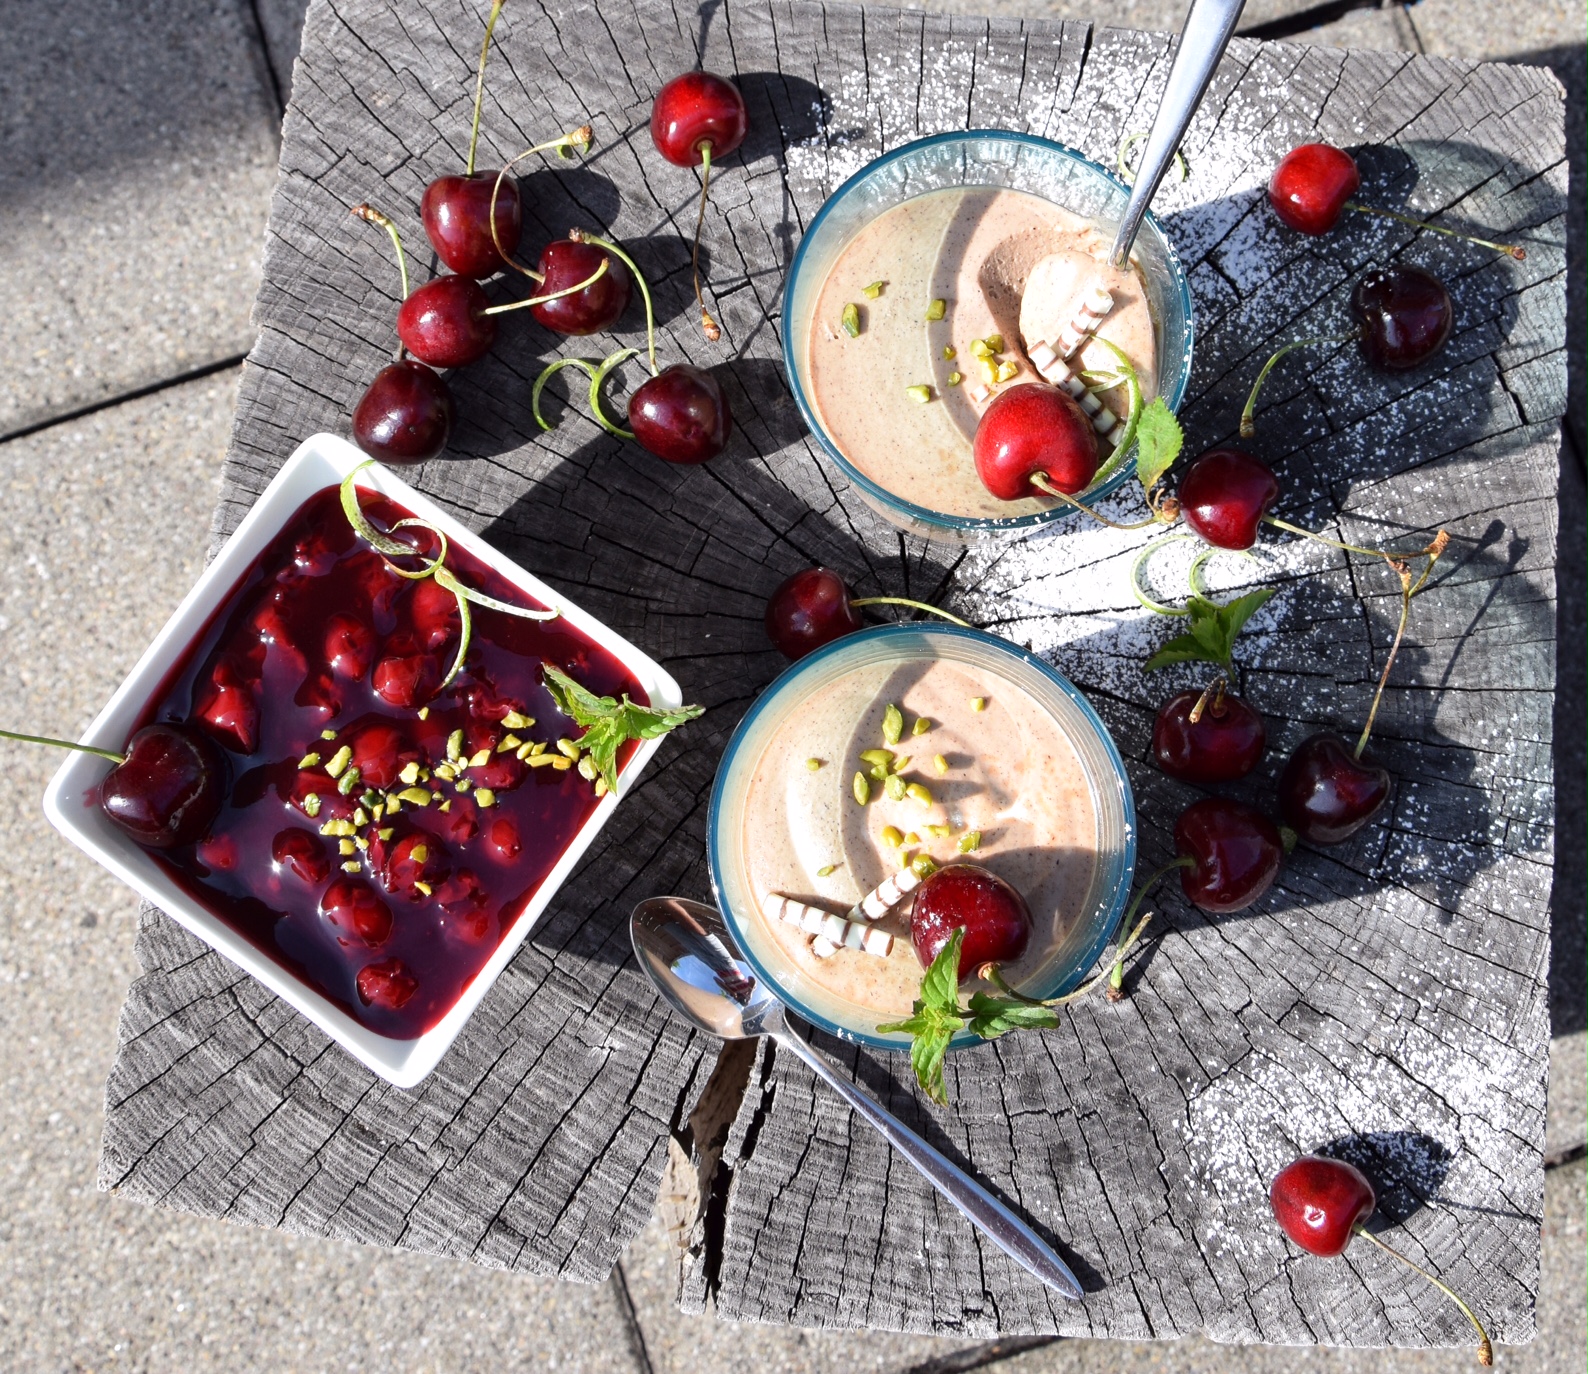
[97, 0, 1567, 1348]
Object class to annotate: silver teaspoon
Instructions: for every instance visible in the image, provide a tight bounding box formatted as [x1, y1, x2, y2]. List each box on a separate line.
[630, 895, 1084, 1299]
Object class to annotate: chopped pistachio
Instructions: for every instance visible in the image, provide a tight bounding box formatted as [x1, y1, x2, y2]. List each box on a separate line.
[934, 753, 949, 774]
[897, 848, 915, 870]
[397, 786, 432, 807]
[498, 734, 522, 753]
[446, 729, 465, 761]
[862, 280, 884, 299]
[805, 757, 823, 771]
[984, 333, 1005, 354]
[970, 337, 994, 359]
[410, 845, 429, 865]
[516, 741, 537, 761]
[433, 762, 458, 782]
[996, 359, 1020, 383]
[303, 793, 321, 818]
[942, 344, 956, 360]
[547, 756, 573, 771]
[530, 741, 547, 755]
[320, 728, 338, 741]
[840, 302, 861, 338]
[413, 880, 432, 898]
[352, 806, 369, 828]
[467, 747, 491, 769]
[296, 751, 321, 769]
[891, 755, 910, 773]
[370, 803, 384, 823]
[526, 753, 560, 768]
[881, 703, 904, 746]
[881, 825, 903, 848]
[853, 772, 871, 805]
[501, 709, 534, 730]
[869, 763, 890, 782]
[385, 795, 402, 814]
[904, 384, 932, 404]
[319, 818, 355, 837]
[817, 863, 840, 878]
[324, 745, 352, 778]
[556, 738, 582, 760]
[355, 835, 369, 852]
[438, 800, 452, 812]
[958, 829, 983, 853]
[337, 766, 362, 796]
[342, 860, 362, 874]
[946, 370, 962, 386]
[912, 716, 931, 737]
[377, 827, 394, 842]
[904, 831, 921, 846]
[476, 787, 497, 808]
[454, 778, 471, 792]
[971, 696, 987, 712]
[399, 760, 421, 786]
[859, 748, 894, 767]
[360, 790, 378, 808]
[978, 358, 998, 384]
[417, 707, 429, 721]
[339, 839, 356, 856]
[905, 782, 933, 807]
[578, 756, 598, 781]
[431, 790, 443, 802]
[925, 298, 946, 321]
[927, 824, 953, 839]
[593, 778, 609, 798]
[884, 774, 907, 802]
[911, 853, 939, 878]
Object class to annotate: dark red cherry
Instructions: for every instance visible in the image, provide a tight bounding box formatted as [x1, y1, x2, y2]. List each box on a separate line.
[650, 71, 749, 167]
[372, 648, 442, 709]
[420, 173, 521, 278]
[487, 817, 521, 861]
[1174, 797, 1283, 913]
[910, 863, 1032, 977]
[764, 567, 862, 660]
[324, 614, 376, 681]
[352, 361, 455, 466]
[530, 238, 631, 335]
[321, 877, 394, 946]
[1269, 1155, 1375, 1257]
[1351, 265, 1453, 372]
[1152, 687, 1266, 783]
[1178, 448, 1280, 550]
[356, 958, 418, 1009]
[272, 827, 330, 885]
[408, 575, 461, 651]
[380, 830, 450, 901]
[972, 383, 1098, 501]
[100, 724, 225, 849]
[396, 275, 497, 369]
[1278, 731, 1391, 845]
[1268, 144, 1361, 236]
[194, 658, 261, 754]
[629, 364, 732, 464]
[349, 722, 416, 791]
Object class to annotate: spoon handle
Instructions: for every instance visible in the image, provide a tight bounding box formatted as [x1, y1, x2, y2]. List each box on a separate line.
[772, 1027, 1083, 1299]
[1109, 0, 1246, 267]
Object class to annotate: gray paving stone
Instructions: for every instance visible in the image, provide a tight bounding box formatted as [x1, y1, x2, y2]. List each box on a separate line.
[0, 3, 282, 438]
[255, 0, 312, 108]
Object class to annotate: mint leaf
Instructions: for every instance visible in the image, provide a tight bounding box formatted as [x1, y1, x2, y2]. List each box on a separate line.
[1144, 588, 1275, 673]
[878, 930, 966, 1105]
[1219, 586, 1275, 641]
[919, 928, 964, 1013]
[1133, 397, 1183, 496]
[541, 664, 704, 792]
[965, 993, 1060, 1039]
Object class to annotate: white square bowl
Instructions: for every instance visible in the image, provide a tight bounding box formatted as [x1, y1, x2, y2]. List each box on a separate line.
[42, 433, 682, 1088]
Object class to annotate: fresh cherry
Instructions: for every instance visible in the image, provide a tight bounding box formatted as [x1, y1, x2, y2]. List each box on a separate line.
[421, 173, 521, 278]
[972, 383, 1098, 501]
[764, 567, 862, 660]
[1174, 797, 1283, 913]
[910, 863, 1032, 978]
[1267, 144, 1361, 236]
[629, 364, 732, 463]
[396, 275, 497, 369]
[1278, 731, 1391, 844]
[650, 71, 749, 167]
[356, 958, 418, 1009]
[352, 361, 455, 466]
[1178, 448, 1279, 550]
[321, 876, 394, 946]
[1153, 686, 1266, 783]
[100, 724, 225, 849]
[530, 238, 631, 335]
[1352, 265, 1453, 372]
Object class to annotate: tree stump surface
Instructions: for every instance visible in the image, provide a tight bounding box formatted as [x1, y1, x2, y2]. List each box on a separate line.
[96, 0, 1568, 1349]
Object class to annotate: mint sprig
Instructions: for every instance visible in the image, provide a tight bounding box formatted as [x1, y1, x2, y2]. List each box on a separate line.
[1133, 397, 1183, 500]
[1143, 587, 1274, 673]
[541, 663, 704, 793]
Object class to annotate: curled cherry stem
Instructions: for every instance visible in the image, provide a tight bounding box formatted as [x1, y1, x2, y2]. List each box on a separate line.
[1131, 533, 1198, 616]
[1350, 1226, 1493, 1366]
[351, 204, 410, 359]
[693, 143, 721, 342]
[465, 0, 507, 176]
[483, 258, 609, 315]
[1241, 332, 1358, 438]
[0, 727, 124, 765]
[849, 596, 970, 628]
[1345, 201, 1525, 262]
[570, 229, 658, 376]
[489, 126, 595, 280]
[1030, 473, 1160, 529]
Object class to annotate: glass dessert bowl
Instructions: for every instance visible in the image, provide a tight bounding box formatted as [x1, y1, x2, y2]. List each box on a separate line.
[783, 130, 1194, 542]
[709, 624, 1136, 1048]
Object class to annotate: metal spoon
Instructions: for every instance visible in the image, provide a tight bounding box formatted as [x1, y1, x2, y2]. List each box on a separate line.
[1109, 0, 1247, 267]
[630, 895, 1084, 1298]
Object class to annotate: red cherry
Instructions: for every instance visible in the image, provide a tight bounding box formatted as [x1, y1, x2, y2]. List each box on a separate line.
[1152, 688, 1266, 783]
[1178, 448, 1280, 550]
[530, 238, 631, 335]
[972, 383, 1098, 502]
[470, 751, 525, 794]
[1269, 1155, 1375, 1257]
[420, 173, 521, 278]
[320, 877, 394, 946]
[1278, 731, 1391, 845]
[323, 614, 376, 681]
[408, 576, 461, 651]
[629, 364, 732, 464]
[910, 863, 1032, 978]
[396, 275, 497, 368]
[97, 723, 224, 848]
[194, 658, 261, 754]
[1267, 144, 1361, 236]
[356, 958, 418, 1009]
[650, 72, 749, 167]
[272, 827, 330, 885]
[764, 567, 862, 660]
[349, 722, 415, 791]
[487, 817, 521, 861]
[1351, 265, 1453, 372]
[380, 830, 450, 901]
[1174, 797, 1283, 913]
[372, 647, 442, 709]
[352, 361, 455, 466]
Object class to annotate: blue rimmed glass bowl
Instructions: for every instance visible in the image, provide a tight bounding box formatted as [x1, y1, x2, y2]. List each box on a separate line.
[782, 129, 1194, 543]
[708, 624, 1136, 1050]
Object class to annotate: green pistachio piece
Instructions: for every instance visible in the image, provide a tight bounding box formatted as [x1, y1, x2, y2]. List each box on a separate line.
[905, 384, 932, 404]
[806, 757, 823, 771]
[859, 748, 894, 767]
[841, 302, 861, 338]
[905, 782, 933, 807]
[884, 774, 907, 802]
[942, 344, 956, 360]
[958, 829, 982, 853]
[881, 704, 904, 745]
[862, 281, 885, 299]
[816, 863, 840, 877]
[853, 771, 871, 805]
[934, 753, 949, 774]
[881, 825, 903, 848]
[912, 717, 931, 736]
[910, 854, 939, 879]
[925, 298, 946, 321]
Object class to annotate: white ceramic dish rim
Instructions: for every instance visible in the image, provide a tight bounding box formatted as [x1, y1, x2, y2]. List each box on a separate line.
[41, 432, 682, 1088]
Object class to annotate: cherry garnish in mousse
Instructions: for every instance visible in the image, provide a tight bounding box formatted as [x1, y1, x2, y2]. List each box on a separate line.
[1271, 1155, 1493, 1365]
[910, 863, 1031, 978]
[763, 567, 971, 661]
[1268, 142, 1524, 260]
[1152, 681, 1266, 783]
[973, 383, 1099, 504]
[420, 0, 521, 278]
[628, 363, 732, 464]
[1177, 448, 1279, 550]
[1174, 797, 1284, 913]
[650, 71, 749, 341]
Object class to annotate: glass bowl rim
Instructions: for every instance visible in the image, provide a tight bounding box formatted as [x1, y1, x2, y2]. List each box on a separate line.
[707, 621, 1139, 1050]
[780, 127, 1196, 534]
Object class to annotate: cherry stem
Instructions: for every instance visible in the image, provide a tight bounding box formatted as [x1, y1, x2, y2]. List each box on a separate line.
[692, 143, 721, 341]
[465, 0, 507, 177]
[1188, 675, 1226, 725]
[1030, 473, 1160, 529]
[1350, 1226, 1494, 1365]
[351, 205, 410, 359]
[1264, 515, 1392, 561]
[1355, 559, 1413, 760]
[849, 596, 971, 628]
[570, 230, 658, 376]
[489, 127, 594, 281]
[1345, 201, 1525, 262]
[0, 727, 124, 765]
[482, 258, 608, 315]
[1241, 333, 1358, 438]
[1130, 533, 1199, 616]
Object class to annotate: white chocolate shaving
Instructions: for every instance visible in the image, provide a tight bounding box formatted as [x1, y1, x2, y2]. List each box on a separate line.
[848, 867, 922, 922]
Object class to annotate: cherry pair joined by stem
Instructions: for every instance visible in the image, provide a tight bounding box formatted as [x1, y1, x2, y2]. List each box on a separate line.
[910, 863, 1032, 976]
[763, 567, 970, 660]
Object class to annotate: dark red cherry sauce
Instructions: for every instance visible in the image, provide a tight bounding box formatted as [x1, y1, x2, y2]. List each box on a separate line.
[135, 483, 646, 1039]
